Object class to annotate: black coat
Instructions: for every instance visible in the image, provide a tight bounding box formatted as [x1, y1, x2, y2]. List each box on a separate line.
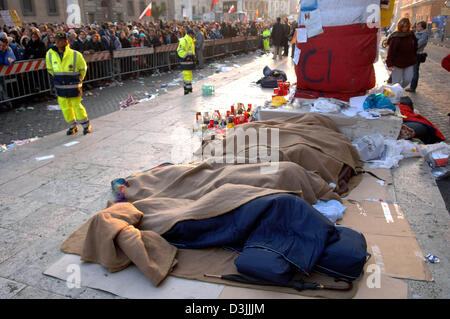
[281, 23, 290, 46]
[271, 22, 285, 46]
[72, 38, 91, 53]
[23, 39, 46, 60]
[87, 41, 104, 52]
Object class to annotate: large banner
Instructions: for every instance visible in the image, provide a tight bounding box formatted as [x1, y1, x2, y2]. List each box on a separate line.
[0, 10, 22, 27]
[66, 0, 81, 27]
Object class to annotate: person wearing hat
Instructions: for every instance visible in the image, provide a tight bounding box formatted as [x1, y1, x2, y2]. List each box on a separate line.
[177, 29, 196, 95]
[46, 31, 92, 135]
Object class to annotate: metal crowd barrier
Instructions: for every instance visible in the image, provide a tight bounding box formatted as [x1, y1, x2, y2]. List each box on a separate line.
[0, 36, 261, 104]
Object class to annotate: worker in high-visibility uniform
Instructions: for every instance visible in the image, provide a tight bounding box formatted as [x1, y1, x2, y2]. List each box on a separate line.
[177, 29, 196, 95]
[262, 27, 271, 52]
[46, 31, 92, 135]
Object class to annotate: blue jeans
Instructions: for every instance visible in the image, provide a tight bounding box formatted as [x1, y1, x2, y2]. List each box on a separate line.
[410, 60, 421, 90]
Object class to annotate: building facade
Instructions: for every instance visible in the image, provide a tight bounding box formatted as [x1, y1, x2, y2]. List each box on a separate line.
[0, 0, 68, 25]
[267, 0, 290, 20]
[400, 0, 447, 24]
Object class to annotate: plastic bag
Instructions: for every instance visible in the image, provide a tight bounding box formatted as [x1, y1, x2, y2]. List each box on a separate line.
[396, 140, 422, 158]
[380, 83, 404, 104]
[311, 98, 341, 113]
[312, 200, 347, 223]
[366, 139, 404, 169]
[352, 133, 385, 161]
[363, 93, 396, 112]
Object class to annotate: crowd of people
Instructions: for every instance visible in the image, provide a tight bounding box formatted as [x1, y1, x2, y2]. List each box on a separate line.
[0, 19, 275, 64]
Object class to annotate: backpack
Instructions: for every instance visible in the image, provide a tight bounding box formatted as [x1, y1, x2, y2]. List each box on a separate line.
[256, 66, 287, 88]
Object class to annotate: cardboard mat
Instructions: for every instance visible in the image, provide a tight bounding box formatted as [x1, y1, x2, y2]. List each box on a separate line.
[340, 200, 433, 282]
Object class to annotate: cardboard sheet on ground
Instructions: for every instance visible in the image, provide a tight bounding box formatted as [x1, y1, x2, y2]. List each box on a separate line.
[44, 254, 225, 299]
[339, 200, 433, 282]
[344, 167, 394, 202]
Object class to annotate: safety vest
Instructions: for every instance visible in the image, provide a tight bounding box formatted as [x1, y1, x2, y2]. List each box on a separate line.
[46, 45, 87, 98]
[177, 34, 196, 70]
[262, 29, 271, 40]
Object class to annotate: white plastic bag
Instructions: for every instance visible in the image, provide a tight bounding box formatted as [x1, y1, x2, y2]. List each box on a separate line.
[380, 83, 404, 104]
[352, 133, 385, 161]
[367, 139, 404, 169]
[311, 98, 341, 113]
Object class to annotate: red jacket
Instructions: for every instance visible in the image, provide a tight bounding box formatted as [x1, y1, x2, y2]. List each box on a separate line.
[386, 32, 418, 68]
[442, 54, 450, 72]
[399, 104, 445, 142]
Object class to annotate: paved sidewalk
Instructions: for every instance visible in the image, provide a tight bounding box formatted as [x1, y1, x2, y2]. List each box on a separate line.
[0, 52, 448, 299]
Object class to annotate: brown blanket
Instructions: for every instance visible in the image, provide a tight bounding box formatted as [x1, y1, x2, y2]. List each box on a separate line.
[201, 113, 360, 192]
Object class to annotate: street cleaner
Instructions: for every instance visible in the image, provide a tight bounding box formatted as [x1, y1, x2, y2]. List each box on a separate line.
[262, 26, 271, 53]
[177, 29, 196, 95]
[46, 31, 92, 135]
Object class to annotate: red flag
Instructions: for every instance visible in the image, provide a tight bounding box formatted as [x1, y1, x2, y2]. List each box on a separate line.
[228, 5, 235, 14]
[244, 12, 248, 23]
[211, 0, 219, 11]
[138, 2, 152, 21]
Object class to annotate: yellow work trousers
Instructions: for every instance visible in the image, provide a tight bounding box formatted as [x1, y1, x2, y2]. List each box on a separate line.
[183, 70, 193, 82]
[57, 96, 88, 124]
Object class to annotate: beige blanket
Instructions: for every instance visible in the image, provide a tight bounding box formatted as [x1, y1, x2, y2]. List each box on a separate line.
[201, 113, 360, 190]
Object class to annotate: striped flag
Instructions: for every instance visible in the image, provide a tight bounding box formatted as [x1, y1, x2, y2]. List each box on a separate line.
[228, 5, 235, 14]
[211, 0, 219, 11]
[138, 2, 152, 21]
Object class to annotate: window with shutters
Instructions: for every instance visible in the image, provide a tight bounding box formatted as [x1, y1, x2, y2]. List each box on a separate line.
[47, 0, 58, 16]
[21, 0, 35, 16]
[127, 0, 134, 16]
[0, 0, 7, 10]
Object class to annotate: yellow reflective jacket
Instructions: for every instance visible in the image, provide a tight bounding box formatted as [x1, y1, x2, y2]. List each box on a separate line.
[177, 34, 196, 59]
[46, 45, 87, 98]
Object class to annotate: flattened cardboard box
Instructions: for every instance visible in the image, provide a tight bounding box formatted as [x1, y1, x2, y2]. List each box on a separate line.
[340, 200, 433, 282]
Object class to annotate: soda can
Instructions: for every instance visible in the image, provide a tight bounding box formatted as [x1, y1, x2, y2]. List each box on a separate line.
[425, 254, 440, 263]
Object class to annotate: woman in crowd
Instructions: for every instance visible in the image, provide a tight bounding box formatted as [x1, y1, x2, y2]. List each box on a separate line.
[386, 18, 418, 88]
[119, 31, 131, 49]
[23, 31, 46, 60]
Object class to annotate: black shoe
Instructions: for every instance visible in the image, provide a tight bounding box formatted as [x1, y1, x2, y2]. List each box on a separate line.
[83, 125, 92, 135]
[67, 126, 79, 136]
[405, 88, 416, 93]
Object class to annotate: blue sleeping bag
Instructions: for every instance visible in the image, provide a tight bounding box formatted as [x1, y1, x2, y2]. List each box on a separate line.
[162, 194, 368, 284]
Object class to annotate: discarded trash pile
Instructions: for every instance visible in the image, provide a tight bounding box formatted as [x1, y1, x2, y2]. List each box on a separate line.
[0, 137, 40, 154]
